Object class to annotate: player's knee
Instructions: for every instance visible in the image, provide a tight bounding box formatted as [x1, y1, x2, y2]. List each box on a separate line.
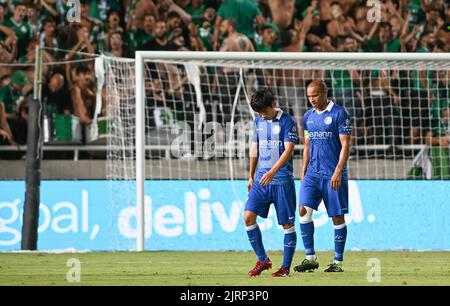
[299, 206, 313, 223]
[299, 206, 307, 217]
[243, 211, 256, 226]
[332, 215, 345, 226]
[282, 223, 295, 230]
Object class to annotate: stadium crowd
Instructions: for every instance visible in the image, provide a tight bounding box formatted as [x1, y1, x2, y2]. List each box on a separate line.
[0, 0, 448, 165]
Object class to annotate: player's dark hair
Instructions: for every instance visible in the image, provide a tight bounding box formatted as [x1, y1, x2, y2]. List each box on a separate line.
[251, 88, 275, 113]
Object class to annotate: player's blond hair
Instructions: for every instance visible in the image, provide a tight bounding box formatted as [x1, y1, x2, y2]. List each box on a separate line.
[308, 80, 328, 94]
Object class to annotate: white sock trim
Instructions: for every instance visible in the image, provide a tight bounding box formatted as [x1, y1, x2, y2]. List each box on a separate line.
[306, 255, 317, 261]
[299, 220, 313, 224]
[284, 226, 296, 234]
[334, 223, 347, 230]
[245, 224, 258, 231]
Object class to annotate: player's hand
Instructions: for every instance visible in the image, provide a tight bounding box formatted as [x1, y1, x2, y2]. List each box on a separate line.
[259, 170, 275, 187]
[330, 172, 342, 190]
[247, 178, 254, 192]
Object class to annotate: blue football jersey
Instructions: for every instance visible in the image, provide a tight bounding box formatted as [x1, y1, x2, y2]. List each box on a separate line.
[302, 101, 352, 179]
[252, 109, 298, 185]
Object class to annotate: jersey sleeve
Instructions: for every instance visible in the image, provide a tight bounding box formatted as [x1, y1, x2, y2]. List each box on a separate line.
[284, 118, 298, 143]
[338, 109, 352, 135]
[302, 111, 310, 139]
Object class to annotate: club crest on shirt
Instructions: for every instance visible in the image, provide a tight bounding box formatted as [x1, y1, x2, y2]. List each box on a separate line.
[324, 116, 333, 125]
[272, 125, 281, 135]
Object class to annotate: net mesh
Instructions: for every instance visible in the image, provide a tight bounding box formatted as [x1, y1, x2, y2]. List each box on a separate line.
[105, 55, 450, 182]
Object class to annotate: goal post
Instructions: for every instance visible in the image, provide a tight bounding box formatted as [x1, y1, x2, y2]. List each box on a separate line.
[128, 51, 450, 251]
[135, 52, 146, 252]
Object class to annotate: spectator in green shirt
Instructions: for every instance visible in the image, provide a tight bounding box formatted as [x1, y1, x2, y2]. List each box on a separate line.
[212, 0, 265, 50]
[256, 24, 277, 52]
[424, 99, 450, 179]
[363, 23, 402, 52]
[78, 0, 104, 51]
[409, 31, 436, 143]
[0, 70, 28, 117]
[186, 0, 205, 17]
[129, 14, 155, 51]
[26, 3, 40, 38]
[405, 0, 426, 31]
[2, 2, 31, 59]
[430, 103, 450, 146]
[101, 9, 125, 52]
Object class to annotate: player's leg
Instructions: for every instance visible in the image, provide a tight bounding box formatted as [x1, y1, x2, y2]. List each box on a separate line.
[294, 175, 321, 273]
[323, 179, 349, 272]
[243, 210, 268, 262]
[244, 183, 272, 276]
[300, 205, 317, 261]
[271, 183, 297, 277]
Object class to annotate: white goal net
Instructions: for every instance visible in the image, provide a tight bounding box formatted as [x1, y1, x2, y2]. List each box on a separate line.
[103, 52, 450, 250]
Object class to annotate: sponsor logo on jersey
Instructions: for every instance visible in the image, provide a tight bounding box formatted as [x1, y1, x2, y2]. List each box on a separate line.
[309, 131, 333, 139]
[259, 139, 283, 147]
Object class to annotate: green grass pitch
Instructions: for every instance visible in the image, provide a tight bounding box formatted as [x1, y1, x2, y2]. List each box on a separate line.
[1, 251, 450, 286]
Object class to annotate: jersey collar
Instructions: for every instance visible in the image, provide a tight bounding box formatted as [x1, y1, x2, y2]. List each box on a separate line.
[275, 108, 283, 120]
[267, 108, 283, 122]
[313, 100, 334, 114]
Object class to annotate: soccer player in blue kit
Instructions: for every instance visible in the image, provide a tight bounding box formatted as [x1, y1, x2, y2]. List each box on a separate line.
[244, 88, 299, 277]
[293, 80, 352, 273]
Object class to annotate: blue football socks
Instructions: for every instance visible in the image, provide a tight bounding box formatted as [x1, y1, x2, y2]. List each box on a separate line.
[333, 223, 347, 263]
[246, 224, 268, 261]
[282, 226, 297, 269]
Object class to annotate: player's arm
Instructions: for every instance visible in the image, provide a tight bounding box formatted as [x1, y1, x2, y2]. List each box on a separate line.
[248, 119, 259, 191]
[301, 134, 310, 181]
[259, 142, 295, 187]
[331, 134, 351, 190]
[248, 142, 258, 191]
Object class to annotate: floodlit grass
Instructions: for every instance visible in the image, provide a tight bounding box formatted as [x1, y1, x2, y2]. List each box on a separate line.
[1, 251, 449, 286]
